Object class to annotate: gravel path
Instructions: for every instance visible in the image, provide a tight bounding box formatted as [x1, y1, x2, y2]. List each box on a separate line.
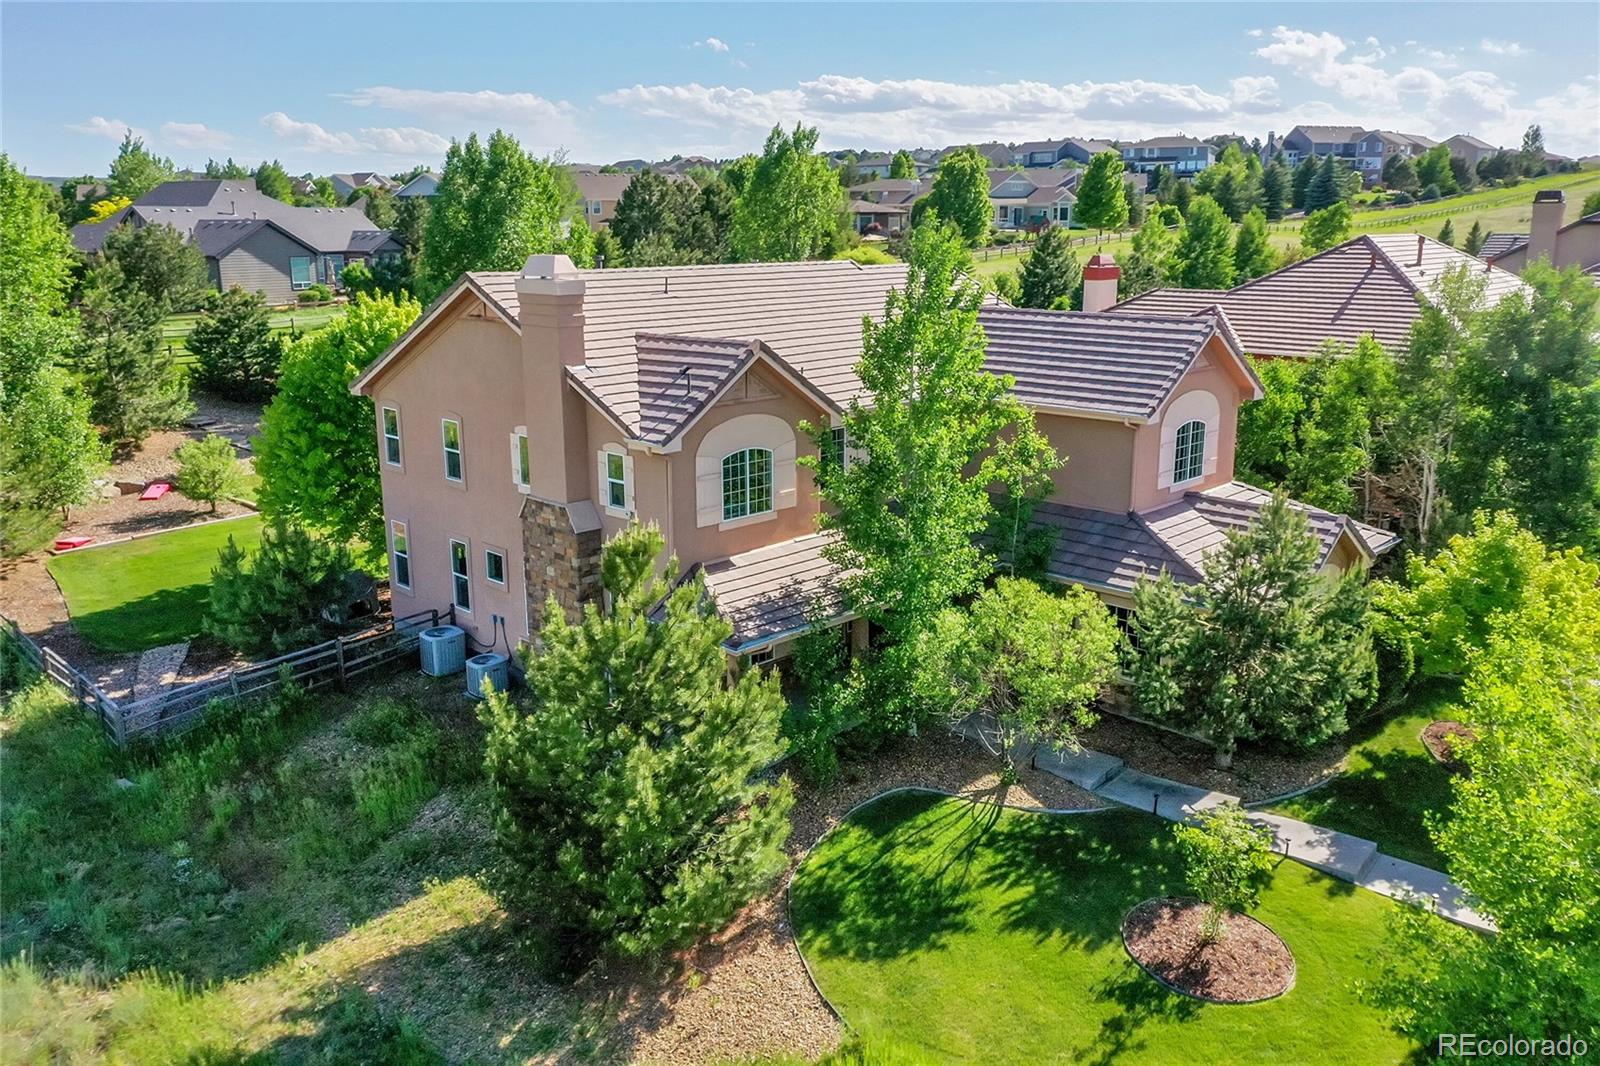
[132, 642, 190, 701]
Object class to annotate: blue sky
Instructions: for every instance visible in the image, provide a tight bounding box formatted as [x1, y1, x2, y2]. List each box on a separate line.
[4, 2, 1596, 177]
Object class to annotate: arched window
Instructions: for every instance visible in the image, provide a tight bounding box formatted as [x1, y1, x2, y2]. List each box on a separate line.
[722, 448, 773, 520]
[1173, 420, 1206, 484]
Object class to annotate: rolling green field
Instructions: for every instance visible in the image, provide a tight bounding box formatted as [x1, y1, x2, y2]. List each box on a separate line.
[47, 516, 263, 652]
[792, 790, 1418, 1065]
[974, 167, 1600, 280]
[161, 305, 346, 368]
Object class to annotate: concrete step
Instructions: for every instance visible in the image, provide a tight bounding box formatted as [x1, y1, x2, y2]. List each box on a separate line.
[1029, 743, 1127, 792]
[1362, 854, 1497, 933]
[1096, 766, 1239, 822]
[1246, 811, 1379, 882]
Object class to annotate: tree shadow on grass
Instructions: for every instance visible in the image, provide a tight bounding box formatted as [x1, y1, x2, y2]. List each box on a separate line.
[790, 790, 993, 963]
[1069, 962, 1204, 1066]
[66, 583, 212, 653]
[980, 809, 1181, 952]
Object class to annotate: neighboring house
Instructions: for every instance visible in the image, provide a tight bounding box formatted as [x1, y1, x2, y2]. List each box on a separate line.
[396, 172, 440, 199]
[1109, 233, 1528, 358]
[71, 178, 401, 305]
[566, 170, 633, 227]
[989, 169, 1077, 230]
[1482, 190, 1600, 278]
[329, 172, 400, 200]
[851, 153, 898, 179]
[1351, 130, 1437, 183]
[1060, 138, 1116, 165]
[611, 158, 650, 172]
[848, 178, 928, 235]
[1445, 134, 1499, 170]
[1120, 136, 1216, 175]
[1278, 125, 1366, 167]
[1011, 137, 1116, 167]
[350, 255, 1391, 665]
[938, 142, 1016, 168]
[651, 155, 717, 176]
[288, 176, 318, 198]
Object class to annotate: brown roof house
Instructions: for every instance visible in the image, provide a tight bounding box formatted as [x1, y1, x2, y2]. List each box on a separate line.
[350, 252, 1392, 666]
[1110, 233, 1529, 358]
[848, 178, 928, 236]
[1479, 190, 1600, 279]
[989, 169, 1078, 231]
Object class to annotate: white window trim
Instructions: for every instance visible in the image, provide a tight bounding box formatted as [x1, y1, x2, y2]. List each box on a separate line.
[694, 413, 798, 529]
[510, 425, 530, 492]
[1157, 388, 1221, 491]
[390, 519, 411, 592]
[381, 405, 402, 468]
[598, 442, 634, 518]
[483, 546, 507, 587]
[449, 537, 471, 614]
[441, 417, 463, 484]
[1173, 419, 1207, 486]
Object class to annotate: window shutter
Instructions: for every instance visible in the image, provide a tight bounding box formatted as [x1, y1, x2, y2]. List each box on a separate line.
[695, 450, 721, 527]
[774, 436, 798, 509]
[622, 454, 635, 514]
[510, 432, 522, 488]
[597, 450, 609, 506]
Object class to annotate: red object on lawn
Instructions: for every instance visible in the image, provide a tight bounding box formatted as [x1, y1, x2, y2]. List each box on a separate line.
[54, 536, 95, 551]
[140, 482, 172, 501]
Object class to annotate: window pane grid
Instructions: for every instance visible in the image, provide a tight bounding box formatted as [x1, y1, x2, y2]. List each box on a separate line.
[721, 448, 773, 520]
[450, 540, 470, 611]
[442, 420, 462, 481]
[383, 408, 401, 465]
[606, 452, 626, 508]
[1174, 420, 1205, 483]
[391, 522, 410, 589]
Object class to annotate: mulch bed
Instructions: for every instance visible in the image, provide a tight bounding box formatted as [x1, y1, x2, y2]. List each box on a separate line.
[1121, 897, 1295, 1004]
[1421, 720, 1475, 772]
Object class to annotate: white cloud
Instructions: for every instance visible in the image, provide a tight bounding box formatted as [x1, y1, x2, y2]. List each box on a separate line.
[160, 121, 233, 150]
[1229, 75, 1281, 112]
[1480, 38, 1529, 58]
[67, 115, 146, 141]
[693, 36, 730, 52]
[339, 85, 573, 124]
[260, 111, 449, 158]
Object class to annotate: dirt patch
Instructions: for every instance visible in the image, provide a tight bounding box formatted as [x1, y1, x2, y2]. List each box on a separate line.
[1083, 711, 1348, 802]
[1421, 721, 1475, 772]
[1122, 897, 1294, 1004]
[604, 730, 1101, 1065]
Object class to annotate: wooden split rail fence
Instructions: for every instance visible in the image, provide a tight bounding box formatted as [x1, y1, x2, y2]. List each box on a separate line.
[1, 608, 451, 746]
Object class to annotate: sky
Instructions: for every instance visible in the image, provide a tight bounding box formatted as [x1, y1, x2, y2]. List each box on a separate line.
[3, 2, 1597, 178]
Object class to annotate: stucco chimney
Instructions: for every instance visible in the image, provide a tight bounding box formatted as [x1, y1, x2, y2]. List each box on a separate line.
[1082, 254, 1121, 313]
[1528, 190, 1565, 265]
[515, 254, 590, 502]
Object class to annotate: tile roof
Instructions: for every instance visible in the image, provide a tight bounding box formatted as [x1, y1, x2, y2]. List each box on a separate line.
[1127, 135, 1209, 149]
[690, 533, 853, 651]
[977, 306, 1246, 420]
[567, 170, 636, 201]
[1031, 482, 1398, 596]
[470, 261, 910, 435]
[1110, 234, 1529, 358]
[1291, 125, 1366, 144]
[1479, 232, 1528, 259]
[629, 333, 835, 446]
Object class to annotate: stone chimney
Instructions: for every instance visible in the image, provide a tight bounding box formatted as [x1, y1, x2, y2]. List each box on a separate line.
[515, 254, 590, 503]
[1528, 190, 1565, 265]
[1082, 254, 1121, 313]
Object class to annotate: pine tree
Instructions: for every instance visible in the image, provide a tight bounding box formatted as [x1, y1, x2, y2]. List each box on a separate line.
[188, 286, 284, 401]
[479, 523, 793, 971]
[1076, 151, 1129, 234]
[1173, 195, 1235, 289]
[1260, 160, 1290, 221]
[1121, 214, 1179, 297]
[1438, 219, 1456, 247]
[1291, 155, 1317, 211]
[102, 222, 211, 313]
[205, 519, 355, 653]
[106, 130, 174, 201]
[1233, 207, 1276, 280]
[1304, 155, 1343, 213]
[74, 263, 191, 445]
[1463, 220, 1486, 257]
[1130, 494, 1375, 767]
[1016, 225, 1081, 308]
[1170, 178, 1193, 218]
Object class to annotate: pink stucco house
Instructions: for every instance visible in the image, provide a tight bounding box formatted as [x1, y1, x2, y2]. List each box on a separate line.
[351, 254, 1395, 662]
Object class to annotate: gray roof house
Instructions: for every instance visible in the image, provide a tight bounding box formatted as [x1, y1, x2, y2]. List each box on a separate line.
[1121, 136, 1216, 175]
[1445, 134, 1499, 169]
[1011, 137, 1116, 168]
[329, 172, 400, 200]
[396, 172, 440, 199]
[72, 179, 401, 305]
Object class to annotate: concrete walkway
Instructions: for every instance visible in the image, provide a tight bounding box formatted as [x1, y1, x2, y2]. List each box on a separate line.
[957, 720, 1495, 933]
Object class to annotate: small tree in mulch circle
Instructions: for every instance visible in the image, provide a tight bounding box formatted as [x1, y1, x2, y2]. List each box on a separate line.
[174, 434, 245, 512]
[1173, 804, 1276, 943]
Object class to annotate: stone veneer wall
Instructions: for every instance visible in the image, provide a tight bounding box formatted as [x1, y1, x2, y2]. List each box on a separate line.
[521, 497, 603, 633]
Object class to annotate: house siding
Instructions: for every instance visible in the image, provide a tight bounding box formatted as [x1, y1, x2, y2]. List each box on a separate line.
[214, 227, 316, 305]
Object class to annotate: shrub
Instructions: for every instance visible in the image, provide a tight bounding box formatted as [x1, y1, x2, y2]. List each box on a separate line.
[173, 435, 245, 512]
[188, 287, 284, 401]
[297, 283, 332, 304]
[1420, 184, 1442, 202]
[337, 259, 376, 297]
[205, 519, 355, 654]
[1391, 191, 1413, 205]
[832, 245, 897, 265]
[1173, 804, 1276, 943]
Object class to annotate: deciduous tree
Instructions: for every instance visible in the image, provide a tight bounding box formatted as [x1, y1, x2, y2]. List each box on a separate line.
[479, 523, 793, 971]
[889, 150, 917, 179]
[1075, 150, 1129, 234]
[728, 123, 844, 262]
[1172, 195, 1235, 289]
[254, 293, 420, 561]
[174, 434, 245, 512]
[1130, 494, 1375, 767]
[106, 130, 174, 201]
[1300, 201, 1352, 253]
[924, 146, 993, 246]
[1173, 806, 1276, 943]
[253, 160, 293, 202]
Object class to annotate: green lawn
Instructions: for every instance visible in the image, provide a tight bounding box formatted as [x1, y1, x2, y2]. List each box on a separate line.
[1265, 684, 1462, 868]
[792, 790, 1417, 1065]
[46, 516, 262, 652]
[162, 305, 346, 369]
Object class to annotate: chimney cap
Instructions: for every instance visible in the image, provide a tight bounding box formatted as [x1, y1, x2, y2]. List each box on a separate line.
[522, 253, 580, 280]
[516, 253, 585, 296]
[1084, 253, 1120, 281]
[1533, 189, 1565, 204]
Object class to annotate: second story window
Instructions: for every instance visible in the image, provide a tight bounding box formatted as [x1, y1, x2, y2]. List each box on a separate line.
[390, 520, 410, 590]
[450, 538, 471, 613]
[606, 453, 626, 509]
[441, 418, 463, 482]
[382, 407, 402, 466]
[510, 428, 530, 490]
[1174, 419, 1206, 484]
[722, 447, 773, 520]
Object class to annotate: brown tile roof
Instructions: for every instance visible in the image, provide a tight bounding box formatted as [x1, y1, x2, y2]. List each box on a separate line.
[977, 306, 1254, 420]
[1110, 234, 1529, 358]
[1479, 232, 1527, 259]
[692, 532, 853, 651]
[472, 261, 910, 436]
[1032, 482, 1398, 596]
